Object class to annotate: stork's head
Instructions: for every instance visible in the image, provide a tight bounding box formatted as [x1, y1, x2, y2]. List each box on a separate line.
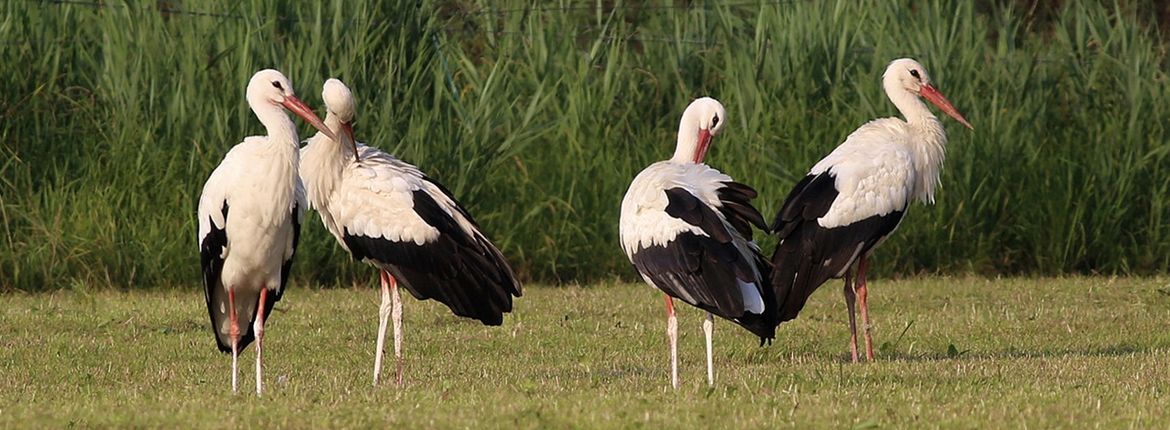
[245, 69, 336, 140]
[674, 97, 727, 164]
[883, 58, 972, 129]
[884, 58, 934, 95]
[322, 78, 356, 124]
[321, 78, 359, 160]
[247, 69, 297, 106]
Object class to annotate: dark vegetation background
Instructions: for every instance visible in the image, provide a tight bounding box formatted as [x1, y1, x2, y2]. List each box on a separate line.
[2, 0, 1168, 290]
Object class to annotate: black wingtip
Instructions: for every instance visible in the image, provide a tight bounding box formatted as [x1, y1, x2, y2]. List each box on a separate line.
[715, 182, 769, 237]
[479, 315, 505, 326]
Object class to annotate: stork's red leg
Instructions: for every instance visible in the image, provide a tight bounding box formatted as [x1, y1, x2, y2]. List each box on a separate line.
[857, 256, 875, 361]
[389, 273, 403, 386]
[664, 294, 678, 389]
[703, 312, 714, 386]
[254, 288, 269, 396]
[374, 270, 392, 385]
[843, 269, 860, 363]
[228, 289, 240, 393]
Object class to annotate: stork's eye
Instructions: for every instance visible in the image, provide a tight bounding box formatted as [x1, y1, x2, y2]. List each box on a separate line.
[909, 69, 921, 80]
[711, 115, 720, 128]
[271, 81, 284, 90]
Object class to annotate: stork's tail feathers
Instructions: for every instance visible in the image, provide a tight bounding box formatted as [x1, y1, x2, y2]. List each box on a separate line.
[206, 287, 275, 354]
[738, 250, 779, 344]
[735, 312, 776, 345]
[770, 225, 830, 325]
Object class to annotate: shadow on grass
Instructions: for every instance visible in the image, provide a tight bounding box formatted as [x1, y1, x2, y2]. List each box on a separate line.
[874, 343, 1166, 363]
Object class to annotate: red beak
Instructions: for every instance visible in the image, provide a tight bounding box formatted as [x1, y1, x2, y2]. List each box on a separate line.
[919, 84, 973, 129]
[281, 96, 337, 140]
[693, 128, 712, 163]
[341, 121, 359, 162]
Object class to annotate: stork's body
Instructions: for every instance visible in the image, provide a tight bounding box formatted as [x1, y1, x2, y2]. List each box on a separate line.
[770, 58, 972, 362]
[619, 97, 775, 389]
[197, 69, 335, 394]
[300, 79, 521, 386]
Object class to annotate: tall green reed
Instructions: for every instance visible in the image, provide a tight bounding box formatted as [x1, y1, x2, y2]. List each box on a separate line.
[1, 0, 1167, 290]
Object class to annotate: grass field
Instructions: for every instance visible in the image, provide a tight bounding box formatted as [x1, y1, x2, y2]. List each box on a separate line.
[2, 277, 1167, 428]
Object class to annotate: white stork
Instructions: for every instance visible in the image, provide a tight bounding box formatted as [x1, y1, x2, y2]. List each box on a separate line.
[197, 69, 335, 395]
[769, 58, 973, 362]
[619, 97, 775, 389]
[300, 78, 522, 386]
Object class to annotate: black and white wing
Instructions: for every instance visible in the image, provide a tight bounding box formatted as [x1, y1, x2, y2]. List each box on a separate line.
[620, 162, 775, 341]
[197, 142, 303, 353]
[330, 147, 521, 325]
[769, 134, 913, 323]
[197, 152, 239, 353]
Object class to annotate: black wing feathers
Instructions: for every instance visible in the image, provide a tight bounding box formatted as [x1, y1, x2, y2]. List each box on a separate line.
[632, 232, 743, 314]
[412, 182, 520, 297]
[664, 188, 732, 242]
[201, 200, 298, 354]
[276, 202, 301, 302]
[200, 201, 235, 353]
[740, 251, 778, 343]
[716, 181, 768, 238]
[343, 181, 520, 326]
[771, 173, 838, 236]
[769, 171, 905, 323]
[634, 186, 775, 341]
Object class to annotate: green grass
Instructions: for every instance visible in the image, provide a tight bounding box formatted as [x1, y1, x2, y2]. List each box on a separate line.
[2, 277, 1168, 427]
[2, 1, 1170, 290]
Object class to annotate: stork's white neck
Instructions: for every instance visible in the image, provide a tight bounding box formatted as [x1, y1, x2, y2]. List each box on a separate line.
[324, 114, 357, 159]
[885, 82, 933, 125]
[671, 114, 701, 164]
[311, 112, 357, 172]
[885, 83, 948, 204]
[300, 112, 352, 212]
[252, 101, 301, 150]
